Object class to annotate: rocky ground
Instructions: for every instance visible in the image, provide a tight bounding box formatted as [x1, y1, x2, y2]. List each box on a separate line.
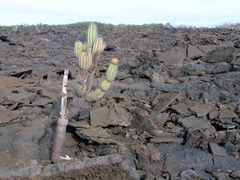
[0, 25, 239, 180]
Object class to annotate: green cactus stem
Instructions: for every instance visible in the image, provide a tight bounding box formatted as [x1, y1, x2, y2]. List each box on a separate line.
[100, 79, 111, 92]
[79, 52, 92, 70]
[106, 59, 118, 82]
[86, 88, 104, 101]
[74, 41, 82, 58]
[88, 23, 97, 49]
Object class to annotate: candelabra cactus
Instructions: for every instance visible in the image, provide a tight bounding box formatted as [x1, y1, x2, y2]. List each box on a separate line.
[51, 23, 119, 163]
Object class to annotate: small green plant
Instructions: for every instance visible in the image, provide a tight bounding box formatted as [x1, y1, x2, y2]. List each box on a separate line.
[51, 23, 119, 162]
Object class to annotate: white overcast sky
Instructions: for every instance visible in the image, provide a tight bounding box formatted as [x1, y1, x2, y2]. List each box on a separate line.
[0, 0, 240, 27]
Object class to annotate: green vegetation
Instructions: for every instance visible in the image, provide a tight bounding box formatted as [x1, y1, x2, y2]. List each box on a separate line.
[0, 22, 167, 29]
[3, 21, 236, 30]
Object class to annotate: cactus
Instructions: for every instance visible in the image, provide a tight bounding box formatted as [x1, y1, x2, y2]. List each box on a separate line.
[111, 58, 119, 65]
[51, 23, 119, 163]
[82, 43, 89, 52]
[100, 79, 111, 92]
[86, 88, 104, 101]
[106, 59, 118, 82]
[76, 85, 87, 97]
[79, 52, 92, 70]
[88, 23, 97, 49]
[92, 37, 104, 54]
[74, 41, 82, 58]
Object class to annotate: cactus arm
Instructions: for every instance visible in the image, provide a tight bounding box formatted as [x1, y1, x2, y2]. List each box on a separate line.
[75, 70, 89, 97]
[86, 88, 105, 101]
[87, 23, 97, 49]
[92, 37, 105, 55]
[100, 80, 111, 92]
[79, 52, 92, 70]
[86, 58, 119, 102]
[106, 58, 119, 82]
[74, 41, 83, 58]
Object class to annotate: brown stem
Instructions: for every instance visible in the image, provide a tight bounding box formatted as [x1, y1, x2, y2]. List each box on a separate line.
[50, 116, 68, 162]
[50, 69, 69, 163]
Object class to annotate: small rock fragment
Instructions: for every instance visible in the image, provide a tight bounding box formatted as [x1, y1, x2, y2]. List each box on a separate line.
[90, 105, 131, 127]
[190, 103, 215, 117]
[209, 143, 227, 156]
[230, 170, 240, 179]
[179, 116, 215, 132]
[180, 169, 202, 180]
[150, 137, 184, 144]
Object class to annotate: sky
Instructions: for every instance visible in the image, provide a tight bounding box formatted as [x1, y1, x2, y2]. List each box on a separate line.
[0, 0, 240, 27]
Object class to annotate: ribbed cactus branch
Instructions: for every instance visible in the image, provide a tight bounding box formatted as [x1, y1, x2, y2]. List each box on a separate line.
[79, 52, 92, 70]
[74, 41, 82, 58]
[93, 37, 104, 54]
[88, 23, 97, 49]
[106, 60, 118, 82]
[86, 88, 105, 101]
[100, 79, 111, 92]
[76, 70, 89, 97]
[76, 85, 87, 97]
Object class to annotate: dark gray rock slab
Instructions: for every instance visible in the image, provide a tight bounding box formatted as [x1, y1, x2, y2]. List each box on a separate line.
[213, 155, 240, 170]
[158, 144, 214, 180]
[154, 112, 170, 126]
[0, 105, 21, 124]
[201, 46, 235, 63]
[75, 127, 132, 145]
[219, 106, 238, 120]
[171, 102, 192, 117]
[190, 103, 216, 117]
[209, 143, 227, 156]
[90, 104, 131, 127]
[230, 170, 240, 179]
[179, 116, 216, 133]
[0, 154, 139, 180]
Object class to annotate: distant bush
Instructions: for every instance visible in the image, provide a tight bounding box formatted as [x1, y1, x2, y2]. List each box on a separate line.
[217, 23, 240, 29]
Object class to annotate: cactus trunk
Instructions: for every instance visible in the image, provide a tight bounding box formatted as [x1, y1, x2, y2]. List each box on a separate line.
[50, 69, 69, 163]
[51, 116, 68, 162]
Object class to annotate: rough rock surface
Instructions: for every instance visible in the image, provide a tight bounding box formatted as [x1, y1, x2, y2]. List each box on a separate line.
[0, 25, 239, 179]
[0, 154, 139, 180]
